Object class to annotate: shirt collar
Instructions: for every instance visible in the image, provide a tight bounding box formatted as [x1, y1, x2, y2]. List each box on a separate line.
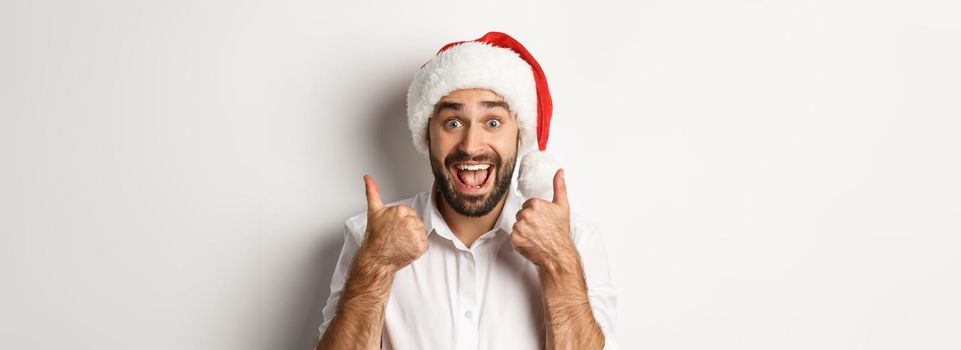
[422, 182, 523, 241]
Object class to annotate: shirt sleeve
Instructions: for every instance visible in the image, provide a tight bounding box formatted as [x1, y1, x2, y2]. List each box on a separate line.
[572, 215, 620, 350]
[316, 220, 363, 342]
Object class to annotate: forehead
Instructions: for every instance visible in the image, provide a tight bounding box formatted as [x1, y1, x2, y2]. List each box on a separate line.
[433, 89, 512, 116]
[438, 88, 505, 102]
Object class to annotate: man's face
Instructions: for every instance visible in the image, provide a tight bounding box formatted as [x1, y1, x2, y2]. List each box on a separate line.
[428, 88, 520, 217]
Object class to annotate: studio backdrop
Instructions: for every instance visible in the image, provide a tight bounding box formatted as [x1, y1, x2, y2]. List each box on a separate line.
[1, 0, 959, 349]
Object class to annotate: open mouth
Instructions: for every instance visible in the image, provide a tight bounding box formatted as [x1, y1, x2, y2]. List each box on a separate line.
[450, 162, 495, 194]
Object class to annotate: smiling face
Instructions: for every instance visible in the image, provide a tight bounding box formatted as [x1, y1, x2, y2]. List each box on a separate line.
[427, 88, 521, 217]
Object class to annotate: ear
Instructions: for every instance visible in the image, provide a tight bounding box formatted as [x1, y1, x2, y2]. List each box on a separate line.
[516, 118, 523, 147]
[425, 121, 433, 146]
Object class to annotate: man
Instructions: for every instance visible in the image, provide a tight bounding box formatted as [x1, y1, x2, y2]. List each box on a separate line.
[316, 32, 618, 350]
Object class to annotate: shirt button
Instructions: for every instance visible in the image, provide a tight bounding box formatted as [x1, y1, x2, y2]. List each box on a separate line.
[464, 310, 472, 319]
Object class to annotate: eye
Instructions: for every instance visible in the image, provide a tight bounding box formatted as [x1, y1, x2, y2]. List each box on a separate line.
[487, 119, 502, 128]
[445, 119, 463, 128]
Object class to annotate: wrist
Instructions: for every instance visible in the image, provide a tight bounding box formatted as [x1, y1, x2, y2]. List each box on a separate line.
[354, 246, 397, 277]
[537, 247, 580, 277]
[340, 248, 397, 306]
[537, 252, 589, 295]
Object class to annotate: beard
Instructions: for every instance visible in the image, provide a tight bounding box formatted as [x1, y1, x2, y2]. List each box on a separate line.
[429, 145, 517, 218]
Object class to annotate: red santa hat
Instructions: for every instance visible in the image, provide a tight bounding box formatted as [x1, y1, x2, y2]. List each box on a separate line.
[406, 31, 560, 200]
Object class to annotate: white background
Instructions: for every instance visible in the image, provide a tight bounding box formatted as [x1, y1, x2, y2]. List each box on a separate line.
[2, 0, 959, 349]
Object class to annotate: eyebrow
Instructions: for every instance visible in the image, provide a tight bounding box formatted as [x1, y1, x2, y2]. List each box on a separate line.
[434, 102, 462, 115]
[433, 100, 512, 116]
[480, 100, 511, 111]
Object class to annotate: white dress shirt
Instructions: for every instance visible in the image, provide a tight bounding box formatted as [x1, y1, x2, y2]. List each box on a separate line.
[317, 183, 619, 350]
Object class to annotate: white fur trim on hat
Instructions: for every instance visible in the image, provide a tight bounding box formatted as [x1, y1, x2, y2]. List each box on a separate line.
[518, 150, 560, 200]
[406, 41, 539, 158]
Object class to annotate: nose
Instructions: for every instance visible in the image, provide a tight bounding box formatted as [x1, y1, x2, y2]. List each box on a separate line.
[457, 122, 486, 155]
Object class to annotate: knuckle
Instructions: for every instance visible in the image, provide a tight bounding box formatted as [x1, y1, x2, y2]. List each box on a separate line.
[412, 216, 424, 226]
[519, 209, 532, 220]
[398, 205, 415, 214]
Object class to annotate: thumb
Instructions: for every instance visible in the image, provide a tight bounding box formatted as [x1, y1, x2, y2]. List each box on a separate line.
[364, 174, 384, 213]
[552, 168, 569, 209]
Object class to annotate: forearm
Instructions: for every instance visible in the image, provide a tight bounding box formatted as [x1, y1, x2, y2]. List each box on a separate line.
[317, 249, 395, 350]
[539, 254, 605, 350]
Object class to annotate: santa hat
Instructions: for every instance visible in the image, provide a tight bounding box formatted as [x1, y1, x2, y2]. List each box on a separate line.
[406, 31, 560, 200]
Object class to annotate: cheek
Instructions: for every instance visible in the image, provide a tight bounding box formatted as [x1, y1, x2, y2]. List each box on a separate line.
[427, 129, 459, 162]
[493, 132, 519, 155]
[429, 134, 455, 154]
[427, 126, 446, 151]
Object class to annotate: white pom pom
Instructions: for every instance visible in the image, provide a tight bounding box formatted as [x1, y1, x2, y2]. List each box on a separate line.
[518, 150, 560, 200]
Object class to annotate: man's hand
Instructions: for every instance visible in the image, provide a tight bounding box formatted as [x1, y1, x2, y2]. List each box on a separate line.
[509, 169, 577, 275]
[317, 175, 424, 350]
[510, 169, 606, 349]
[360, 175, 429, 272]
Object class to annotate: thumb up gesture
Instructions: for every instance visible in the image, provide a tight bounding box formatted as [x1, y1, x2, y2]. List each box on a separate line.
[509, 169, 577, 273]
[359, 175, 429, 272]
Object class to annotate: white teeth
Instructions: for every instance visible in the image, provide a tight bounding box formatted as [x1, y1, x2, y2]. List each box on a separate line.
[456, 163, 491, 171]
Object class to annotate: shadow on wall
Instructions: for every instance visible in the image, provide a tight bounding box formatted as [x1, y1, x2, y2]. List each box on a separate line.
[369, 84, 434, 201]
[295, 73, 432, 350]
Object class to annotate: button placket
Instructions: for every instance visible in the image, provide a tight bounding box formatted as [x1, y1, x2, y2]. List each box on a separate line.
[456, 250, 479, 350]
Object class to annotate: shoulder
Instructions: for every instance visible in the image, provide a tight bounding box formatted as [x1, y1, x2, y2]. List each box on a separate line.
[342, 193, 425, 245]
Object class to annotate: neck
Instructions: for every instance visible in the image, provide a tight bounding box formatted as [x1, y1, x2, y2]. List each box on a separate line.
[433, 181, 509, 248]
